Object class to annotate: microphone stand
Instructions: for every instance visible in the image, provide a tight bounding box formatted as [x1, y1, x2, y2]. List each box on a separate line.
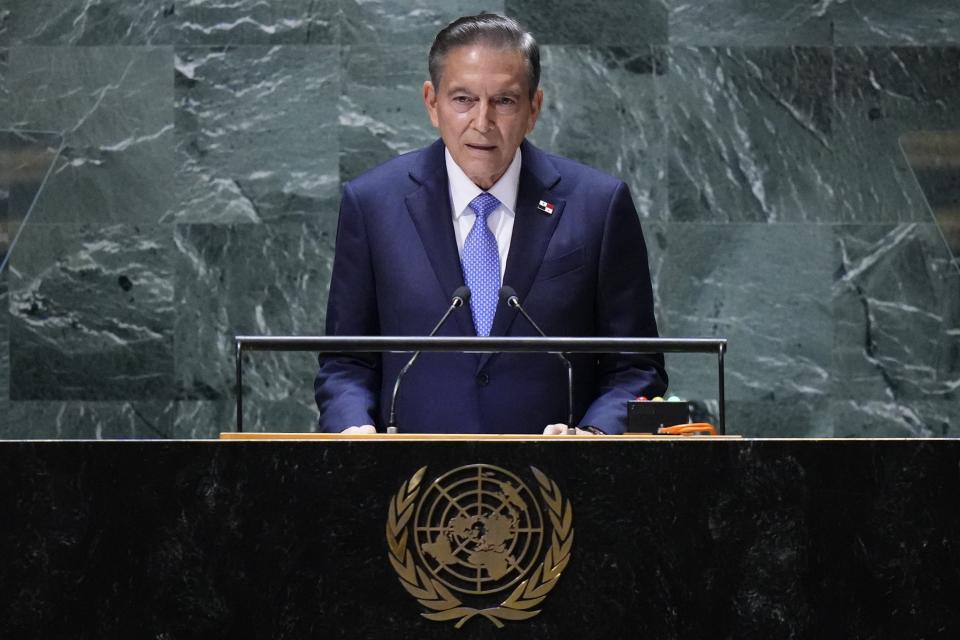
[502, 288, 576, 436]
[387, 287, 470, 434]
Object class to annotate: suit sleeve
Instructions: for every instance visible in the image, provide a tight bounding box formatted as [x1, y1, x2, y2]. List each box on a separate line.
[314, 182, 382, 431]
[578, 181, 668, 434]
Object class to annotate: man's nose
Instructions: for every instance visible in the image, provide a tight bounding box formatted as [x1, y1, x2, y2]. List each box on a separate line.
[472, 99, 493, 132]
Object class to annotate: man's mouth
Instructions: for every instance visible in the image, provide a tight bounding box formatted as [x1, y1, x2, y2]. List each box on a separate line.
[465, 143, 497, 151]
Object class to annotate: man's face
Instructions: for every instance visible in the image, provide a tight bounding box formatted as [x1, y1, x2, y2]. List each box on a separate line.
[423, 44, 543, 190]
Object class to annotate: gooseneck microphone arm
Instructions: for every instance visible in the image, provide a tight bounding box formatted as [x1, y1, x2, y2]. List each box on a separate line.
[387, 286, 471, 434]
[499, 286, 576, 435]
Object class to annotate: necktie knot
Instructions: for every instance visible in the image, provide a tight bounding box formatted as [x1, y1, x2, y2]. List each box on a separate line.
[468, 192, 501, 221]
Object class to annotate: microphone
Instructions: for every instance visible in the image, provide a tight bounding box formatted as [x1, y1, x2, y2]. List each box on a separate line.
[387, 286, 471, 434]
[499, 286, 576, 435]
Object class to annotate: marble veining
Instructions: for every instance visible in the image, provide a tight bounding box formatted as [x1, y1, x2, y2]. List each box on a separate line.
[173, 45, 339, 224]
[338, 44, 439, 184]
[832, 399, 959, 437]
[0, 272, 8, 404]
[650, 223, 833, 403]
[0, 0, 175, 45]
[832, 0, 960, 45]
[833, 47, 960, 223]
[8, 223, 174, 401]
[668, 0, 833, 46]
[7, 46, 173, 224]
[506, 0, 667, 45]
[1, 400, 178, 438]
[530, 46, 666, 220]
[833, 223, 960, 403]
[174, 0, 336, 44]
[341, 0, 504, 46]
[667, 47, 837, 222]
[0, 48, 9, 108]
[173, 223, 331, 430]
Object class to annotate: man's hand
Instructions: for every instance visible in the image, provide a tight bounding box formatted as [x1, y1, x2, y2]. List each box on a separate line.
[341, 425, 377, 434]
[543, 424, 597, 436]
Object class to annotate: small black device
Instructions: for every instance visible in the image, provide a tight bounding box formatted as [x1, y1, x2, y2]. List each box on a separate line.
[627, 401, 690, 433]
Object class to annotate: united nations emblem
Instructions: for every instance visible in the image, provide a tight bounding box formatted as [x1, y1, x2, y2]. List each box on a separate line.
[386, 464, 574, 628]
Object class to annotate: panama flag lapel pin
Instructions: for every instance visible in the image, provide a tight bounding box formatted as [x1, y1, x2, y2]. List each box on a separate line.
[537, 199, 555, 215]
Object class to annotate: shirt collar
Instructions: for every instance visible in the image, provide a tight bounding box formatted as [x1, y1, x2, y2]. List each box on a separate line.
[445, 147, 522, 219]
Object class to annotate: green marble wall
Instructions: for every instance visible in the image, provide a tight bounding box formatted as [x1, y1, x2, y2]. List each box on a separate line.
[0, 1, 957, 438]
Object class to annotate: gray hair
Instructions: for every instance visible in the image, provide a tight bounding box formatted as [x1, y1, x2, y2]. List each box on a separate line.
[428, 14, 541, 99]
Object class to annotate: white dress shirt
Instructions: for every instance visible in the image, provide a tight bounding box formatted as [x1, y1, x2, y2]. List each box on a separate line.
[445, 147, 521, 282]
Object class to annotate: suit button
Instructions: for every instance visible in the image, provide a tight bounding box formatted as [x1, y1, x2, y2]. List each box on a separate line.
[477, 372, 490, 387]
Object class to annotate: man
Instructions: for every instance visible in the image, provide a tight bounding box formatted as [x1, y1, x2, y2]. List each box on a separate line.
[315, 13, 666, 435]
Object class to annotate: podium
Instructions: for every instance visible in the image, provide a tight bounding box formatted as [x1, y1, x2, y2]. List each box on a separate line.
[2, 436, 959, 638]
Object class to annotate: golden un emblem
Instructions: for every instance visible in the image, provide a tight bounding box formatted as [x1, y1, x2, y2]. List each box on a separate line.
[386, 464, 574, 628]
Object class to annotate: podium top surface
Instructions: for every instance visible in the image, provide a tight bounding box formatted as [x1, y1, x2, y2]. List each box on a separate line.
[216, 432, 754, 441]
[218, 432, 741, 441]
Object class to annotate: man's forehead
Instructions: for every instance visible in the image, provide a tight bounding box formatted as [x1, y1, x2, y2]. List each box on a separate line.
[437, 45, 530, 91]
[443, 79, 524, 95]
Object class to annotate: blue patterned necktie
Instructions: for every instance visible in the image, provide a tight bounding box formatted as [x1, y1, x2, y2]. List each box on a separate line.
[461, 192, 502, 337]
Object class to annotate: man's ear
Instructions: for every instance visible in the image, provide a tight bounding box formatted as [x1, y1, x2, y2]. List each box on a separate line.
[423, 80, 440, 128]
[527, 87, 544, 134]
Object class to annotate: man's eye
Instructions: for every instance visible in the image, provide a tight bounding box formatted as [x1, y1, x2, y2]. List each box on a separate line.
[497, 97, 516, 105]
[453, 96, 472, 103]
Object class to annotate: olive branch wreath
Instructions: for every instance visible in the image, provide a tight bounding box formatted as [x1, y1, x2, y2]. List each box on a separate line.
[386, 465, 574, 629]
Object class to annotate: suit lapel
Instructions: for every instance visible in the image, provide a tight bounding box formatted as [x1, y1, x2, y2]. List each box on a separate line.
[479, 141, 565, 370]
[404, 140, 472, 336]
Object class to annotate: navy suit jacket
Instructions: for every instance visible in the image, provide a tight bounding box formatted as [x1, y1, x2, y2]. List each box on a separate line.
[315, 139, 667, 434]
